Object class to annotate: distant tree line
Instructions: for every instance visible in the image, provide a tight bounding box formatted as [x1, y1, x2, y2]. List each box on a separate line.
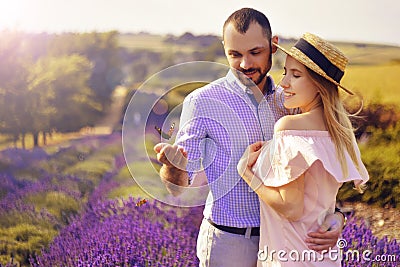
[0, 30, 234, 148]
[0, 30, 123, 147]
[120, 32, 226, 85]
[164, 32, 221, 47]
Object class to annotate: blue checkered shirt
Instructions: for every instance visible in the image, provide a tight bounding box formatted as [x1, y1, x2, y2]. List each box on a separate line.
[175, 70, 287, 227]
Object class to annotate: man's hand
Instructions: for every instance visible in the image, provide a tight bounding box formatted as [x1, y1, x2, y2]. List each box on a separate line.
[305, 213, 344, 252]
[154, 143, 188, 170]
[154, 143, 189, 196]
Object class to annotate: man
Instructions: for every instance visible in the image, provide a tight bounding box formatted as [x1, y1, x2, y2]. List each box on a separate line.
[154, 8, 345, 267]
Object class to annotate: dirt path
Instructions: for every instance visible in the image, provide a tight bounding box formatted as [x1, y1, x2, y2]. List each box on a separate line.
[93, 86, 128, 135]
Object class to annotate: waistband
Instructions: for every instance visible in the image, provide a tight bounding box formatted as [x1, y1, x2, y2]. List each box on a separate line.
[207, 219, 260, 236]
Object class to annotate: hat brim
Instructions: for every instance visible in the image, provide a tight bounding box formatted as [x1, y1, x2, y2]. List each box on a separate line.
[273, 42, 354, 95]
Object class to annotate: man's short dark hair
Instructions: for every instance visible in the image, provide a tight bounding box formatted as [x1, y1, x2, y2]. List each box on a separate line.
[223, 8, 272, 40]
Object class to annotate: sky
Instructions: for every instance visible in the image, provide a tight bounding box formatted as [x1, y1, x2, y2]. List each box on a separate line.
[0, 0, 399, 46]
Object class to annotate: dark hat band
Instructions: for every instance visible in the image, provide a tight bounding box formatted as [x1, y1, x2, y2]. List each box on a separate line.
[295, 38, 344, 83]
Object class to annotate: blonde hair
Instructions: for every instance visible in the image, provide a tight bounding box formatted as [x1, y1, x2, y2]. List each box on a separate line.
[307, 70, 365, 193]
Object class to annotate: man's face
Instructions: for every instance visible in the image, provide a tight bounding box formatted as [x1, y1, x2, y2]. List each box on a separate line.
[223, 22, 275, 91]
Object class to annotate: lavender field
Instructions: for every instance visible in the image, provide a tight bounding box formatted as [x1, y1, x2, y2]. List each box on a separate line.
[0, 132, 398, 266]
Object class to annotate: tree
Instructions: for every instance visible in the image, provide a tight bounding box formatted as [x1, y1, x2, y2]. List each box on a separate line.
[28, 54, 101, 146]
[0, 31, 123, 147]
[47, 31, 123, 109]
[0, 30, 32, 148]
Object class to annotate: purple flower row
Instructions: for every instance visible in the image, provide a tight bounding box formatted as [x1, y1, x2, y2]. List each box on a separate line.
[1, 132, 397, 266]
[31, 197, 203, 267]
[30, 196, 399, 267]
[0, 133, 125, 266]
[341, 216, 399, 266]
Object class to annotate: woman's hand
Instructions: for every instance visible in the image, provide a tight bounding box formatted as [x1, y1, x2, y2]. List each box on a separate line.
[237, 141, 264, 178]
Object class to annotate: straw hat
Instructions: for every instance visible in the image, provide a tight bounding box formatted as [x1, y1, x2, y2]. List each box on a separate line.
[273, 33, 353, 95]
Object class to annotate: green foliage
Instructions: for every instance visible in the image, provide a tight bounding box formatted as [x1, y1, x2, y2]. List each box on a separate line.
[66, 160, 112, 185]
[28, 54, 101, 136]
[0, 210, 56, 230]
[107, 164, 151, 201]
[0, 32, 31, 141]
[61, 142, 122, 191]
[0, 223, 57, 265]
[24, 191, 81, 223]
[39, 144, 97, 173]
[48, 31, 123, 106]
[112, 166, 133, 184]
[164, 82, 209, 110]
[0, 134, 123, 266]
[118, 33, 197, 53]
[338, 124, 400, 208]
[362, 123, 400, 146]
[0, 31, 123, 146]
[122, 160, 171, 200]
[128, 162, 156, 178]
[108, 184, 149, 200]
[0, 210, 59, 265]
[350, 101, 399, 139]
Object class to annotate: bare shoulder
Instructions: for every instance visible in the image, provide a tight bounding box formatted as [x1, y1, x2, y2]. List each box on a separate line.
[275, 111, 327, 132]
[274, 114, 312, 132]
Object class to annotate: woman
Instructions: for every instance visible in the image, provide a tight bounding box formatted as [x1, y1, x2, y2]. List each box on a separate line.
[237, 33, 369, 266]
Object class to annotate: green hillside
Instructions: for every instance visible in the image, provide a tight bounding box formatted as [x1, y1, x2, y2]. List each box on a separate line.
[119, 33, 400, 106]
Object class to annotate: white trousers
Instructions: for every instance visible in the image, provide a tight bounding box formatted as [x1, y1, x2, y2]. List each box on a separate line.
[196, 218, 260, 267]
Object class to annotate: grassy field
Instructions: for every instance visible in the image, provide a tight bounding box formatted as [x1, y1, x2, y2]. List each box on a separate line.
[119, 33, 197, 53]
[270, 42, 400, 105]
[0, 130, 110, 151]
[120, 33, 400, 105]
[342, 63, 400, 105]
[270, 62, 400, 105]
[275, 41, 400, 65]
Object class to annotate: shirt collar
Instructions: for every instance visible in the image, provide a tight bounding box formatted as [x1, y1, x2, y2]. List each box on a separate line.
[226, 69, 275, 97]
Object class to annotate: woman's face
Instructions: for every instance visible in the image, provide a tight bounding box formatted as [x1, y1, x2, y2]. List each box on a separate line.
[280, 56, 320, 112]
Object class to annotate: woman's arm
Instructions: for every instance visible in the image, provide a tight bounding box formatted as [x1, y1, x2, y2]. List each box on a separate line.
[237, 142, 305, 221]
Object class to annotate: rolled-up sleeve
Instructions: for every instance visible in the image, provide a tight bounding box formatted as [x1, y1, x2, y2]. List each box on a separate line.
[175, 92, 207, 184]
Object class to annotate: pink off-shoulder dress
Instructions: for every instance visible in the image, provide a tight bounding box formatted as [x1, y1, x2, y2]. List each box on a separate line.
[252, 130, 369, 267]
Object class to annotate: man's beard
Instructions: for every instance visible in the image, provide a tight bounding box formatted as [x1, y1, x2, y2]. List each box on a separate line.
[235, 67, 268, 87]
[235, 53, 273, 88]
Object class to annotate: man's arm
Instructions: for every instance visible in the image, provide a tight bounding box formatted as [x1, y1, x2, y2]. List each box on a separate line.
[154, 143, 189, 196]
